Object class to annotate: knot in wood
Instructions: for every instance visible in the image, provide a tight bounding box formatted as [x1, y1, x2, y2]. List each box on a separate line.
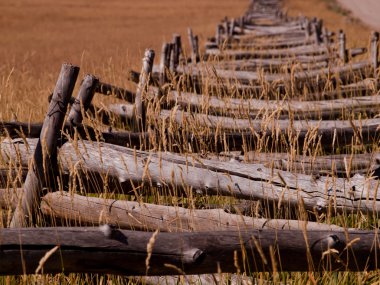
[182, 248, 205, 264]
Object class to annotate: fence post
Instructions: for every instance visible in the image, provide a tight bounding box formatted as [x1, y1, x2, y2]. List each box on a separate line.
[135, 49, 155, 133]
[159, 43, 171, 85]
[339, 30, 347, 63]
[170, 34, 182, 73]
[188, 28, 200, 64]
[67, 74, 99, 127]
[229, 18, 235, 38]
[10, 63, 79, 227]
[216, 24, 223, 46]
[371, 31, 379, 73]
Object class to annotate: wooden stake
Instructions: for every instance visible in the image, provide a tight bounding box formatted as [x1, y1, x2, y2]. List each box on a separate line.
[135, 49, 155, 132]
[371, 31, 379, 73]
[10, 63, 79, 227]
[159, 43, 171, 85]
[188, 28, 200, 63]
[339, 30, 347, 63]
[171, 34, 182, 71]
[67, 74, 99, 126]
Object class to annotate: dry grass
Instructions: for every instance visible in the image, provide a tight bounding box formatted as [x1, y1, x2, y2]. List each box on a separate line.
[0, 0, 247, 122]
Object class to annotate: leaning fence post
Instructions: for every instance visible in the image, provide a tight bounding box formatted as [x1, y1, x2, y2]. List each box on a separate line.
[10, 63, 79, 227]
[135, 49, 155, 133]
[339, 30, 347, 63]
[67, 74, 99, 127]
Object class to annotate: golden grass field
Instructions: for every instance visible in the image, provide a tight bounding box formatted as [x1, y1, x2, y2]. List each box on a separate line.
[0, 0, 372, 122]
[0, 0, 248, 122]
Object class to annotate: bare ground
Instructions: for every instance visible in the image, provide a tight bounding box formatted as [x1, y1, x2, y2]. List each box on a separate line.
[337, 0, 380, 30]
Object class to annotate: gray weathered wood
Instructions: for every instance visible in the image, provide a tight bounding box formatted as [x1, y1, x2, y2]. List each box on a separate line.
[188, 28, 200, 64]
[371, 31, 379, 72]
[135, 49, 155, 132]
[0, 227, 379, 275]
[10, 63, 79, 227]
[40, 191, 343, 232]
[67, 74, 98, 127]
[3, 138, 380, 214]
[96, 81, 135, 102]
[159, 43, 171, 85]
[339, 30, 347, 63]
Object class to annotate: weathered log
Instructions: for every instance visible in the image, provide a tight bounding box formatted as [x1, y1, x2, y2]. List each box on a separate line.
[181, 61, 371, 86]
[10, 63, 79, 227]
[0, 227, 379, 275]
[40, 191, 342, 232]
[165, 91, 380, 120]
[135, 49, 155, 132]
[160, 109, 380, 147]
[211, 152, 380, 177]
[2, 138, 380, 213]
[205, 44, 329, 60]
[95, 81, 135, 102]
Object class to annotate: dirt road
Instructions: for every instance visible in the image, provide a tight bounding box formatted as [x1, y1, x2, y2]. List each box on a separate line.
[337, 0, 380, 30]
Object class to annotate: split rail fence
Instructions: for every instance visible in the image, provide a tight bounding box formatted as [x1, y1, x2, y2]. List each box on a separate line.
[1, 0, 380, 277]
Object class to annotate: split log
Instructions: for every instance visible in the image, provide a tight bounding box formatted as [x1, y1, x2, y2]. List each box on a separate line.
[10, 63, 79, 227]
[180, 61, 371, 86]
[160, 109, 380, 147]
[2, 138, 380, 213]
[95, 81, 135, 103]
[165, 91, 380, 120]
[205, 44, 329, 60]
[0, 227, 379, 275]
[0, 121, 147, 148]
[40, 191, 342, 232]
[209, 152, 380, 177]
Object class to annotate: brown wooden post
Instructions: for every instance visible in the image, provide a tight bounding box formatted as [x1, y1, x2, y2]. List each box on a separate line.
[339, 30, 347, 63]
[67, 74, 99, 126]
[135, 49, 155, 132]
[10, 63, 79, 227]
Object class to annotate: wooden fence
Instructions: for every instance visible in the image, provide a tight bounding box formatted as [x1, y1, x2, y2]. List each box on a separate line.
[1, 0, 380, 277]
